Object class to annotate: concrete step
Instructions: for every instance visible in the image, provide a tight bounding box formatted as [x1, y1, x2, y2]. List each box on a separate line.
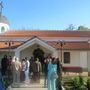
[12, 83, 45, 88]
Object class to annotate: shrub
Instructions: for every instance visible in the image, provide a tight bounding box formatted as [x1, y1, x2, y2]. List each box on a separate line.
[72, 76, 86, 90]
[63, 76, 87, 90]
[71, 76, 86, 90]
[87, 78, 90, 89]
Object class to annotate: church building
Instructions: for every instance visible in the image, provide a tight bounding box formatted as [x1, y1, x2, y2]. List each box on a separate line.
[0, 5, 90, 75]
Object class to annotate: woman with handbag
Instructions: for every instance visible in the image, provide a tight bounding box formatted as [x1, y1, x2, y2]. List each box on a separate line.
[48, 57, 57, 90]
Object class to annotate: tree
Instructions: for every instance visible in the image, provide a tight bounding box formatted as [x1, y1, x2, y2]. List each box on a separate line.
[77, 26, 89, 31]
[66, 24, 75, 30]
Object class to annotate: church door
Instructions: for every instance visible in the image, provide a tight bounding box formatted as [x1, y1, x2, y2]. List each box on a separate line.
[33, 48, 44, 65]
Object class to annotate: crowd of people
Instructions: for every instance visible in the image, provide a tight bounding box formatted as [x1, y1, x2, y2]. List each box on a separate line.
[44, 56, 62, 90]
[0, 55, 42, 84]
[0, 54, 62, 90]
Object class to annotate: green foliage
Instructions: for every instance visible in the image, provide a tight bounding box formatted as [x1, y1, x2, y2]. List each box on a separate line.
[56, 77, 62, 90]
[63, 76, 87, 90]
[87, 77, 90, 89]
[71, 76, 86, 90]
[77, 25, 88, 31]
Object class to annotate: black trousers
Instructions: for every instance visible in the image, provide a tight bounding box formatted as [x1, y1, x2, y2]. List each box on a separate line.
[20, 71, 25, 82]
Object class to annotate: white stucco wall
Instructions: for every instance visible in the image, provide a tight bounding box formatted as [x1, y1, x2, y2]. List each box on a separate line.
[57, 50, 87, 68]
[20, 44, 53, 60]
[0, 23, 10, 33]
[62, 51, 80, 66]
[0, 51, 14, 59]
[87, 51, 90, 73]
[80, 51, 87, 68]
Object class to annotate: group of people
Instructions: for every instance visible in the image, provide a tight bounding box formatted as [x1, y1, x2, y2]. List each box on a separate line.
[44, 56, 62, 90]
[0, 54, 62, 90]
[0, 55, 42, 84]
[12, 56, 30, 83]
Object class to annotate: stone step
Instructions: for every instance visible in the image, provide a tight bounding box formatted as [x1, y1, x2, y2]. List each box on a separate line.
[12, 83, 45, 88]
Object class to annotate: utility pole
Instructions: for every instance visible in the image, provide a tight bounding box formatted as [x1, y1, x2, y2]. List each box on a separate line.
[57, 40, 65, 63]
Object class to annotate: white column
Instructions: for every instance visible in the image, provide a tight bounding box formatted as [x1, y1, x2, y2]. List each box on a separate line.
[87, 51, 90, 76]
[58, 50, 61, 59]
[15, 51, 20, 60]
[53, 49, 58, 57]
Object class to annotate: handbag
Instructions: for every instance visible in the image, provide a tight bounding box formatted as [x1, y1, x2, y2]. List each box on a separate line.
[51, 71, 58, 80]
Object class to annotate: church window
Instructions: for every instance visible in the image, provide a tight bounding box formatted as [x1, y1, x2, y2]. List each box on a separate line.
[64, 52, 70, 63]
[1, 26, 5, 32]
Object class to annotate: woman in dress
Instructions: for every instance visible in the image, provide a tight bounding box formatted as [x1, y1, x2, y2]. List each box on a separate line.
[48, 57, 57, 90]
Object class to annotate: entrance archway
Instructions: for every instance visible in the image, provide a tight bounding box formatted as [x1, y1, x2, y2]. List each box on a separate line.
[33, 47, 44, 65]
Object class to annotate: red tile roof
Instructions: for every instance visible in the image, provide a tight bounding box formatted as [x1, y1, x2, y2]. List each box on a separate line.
[0, 41, 23, 49]
[48, 41, 89, 50]
[0, 30, 90, 49]
[0, 30, 90, 37]
[0, 41, 89, 50]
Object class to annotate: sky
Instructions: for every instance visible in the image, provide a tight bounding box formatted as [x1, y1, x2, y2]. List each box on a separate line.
[2, 0, 90, 30]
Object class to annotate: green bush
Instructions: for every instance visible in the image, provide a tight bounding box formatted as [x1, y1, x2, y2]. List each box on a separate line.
[63, 76, 87, 90]
[87, 77, 90, 89]
[71, 76, 86, 90]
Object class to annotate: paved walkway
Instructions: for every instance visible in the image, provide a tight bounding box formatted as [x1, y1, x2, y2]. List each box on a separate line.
[12, 88, 47, 90]
[7, 72, 87, 90]
[11, 79, 47, 90]
[11, 83, 47, 90]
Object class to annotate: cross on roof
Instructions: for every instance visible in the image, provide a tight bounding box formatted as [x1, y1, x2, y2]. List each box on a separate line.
[0, 1, 3, 16]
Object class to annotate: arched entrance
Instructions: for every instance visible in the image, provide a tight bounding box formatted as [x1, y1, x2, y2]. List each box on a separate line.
[33, 47, 44, 65]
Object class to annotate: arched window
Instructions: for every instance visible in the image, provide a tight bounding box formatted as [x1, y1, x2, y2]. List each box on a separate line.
[1, 26, 5, 32]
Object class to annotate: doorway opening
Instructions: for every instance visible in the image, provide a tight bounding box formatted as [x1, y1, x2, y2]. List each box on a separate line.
[33, 47, 45, 65]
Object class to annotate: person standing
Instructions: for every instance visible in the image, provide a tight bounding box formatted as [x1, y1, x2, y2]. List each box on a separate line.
[44, 57, 49, 87]
[12, 57, 21, 84]
[31, 59, 38, 82]
[48, 58, 57, 90]
[0, 71, 5, 90]
[1, 55, 9, 76]
[7, 56, 13, 84]
[20, 59, 26, 82]
[35, 58, 42, 83]
[56, 58, 62, 90]
[24, 57, 30, 83]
